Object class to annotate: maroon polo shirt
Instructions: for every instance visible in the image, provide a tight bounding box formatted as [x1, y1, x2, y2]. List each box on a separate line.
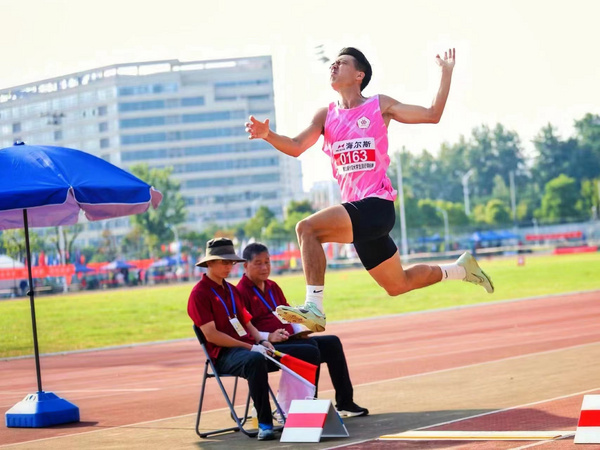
[188, 274, 254, 360]
[237, 273, 294, 335]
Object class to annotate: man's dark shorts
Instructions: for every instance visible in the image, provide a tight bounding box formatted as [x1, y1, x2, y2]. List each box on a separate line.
[342, 197, 397, 270]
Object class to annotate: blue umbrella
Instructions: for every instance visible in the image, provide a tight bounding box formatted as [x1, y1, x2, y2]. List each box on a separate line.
[416, 233, 443, 244]
[102, 260, 137, 270]
[0, 144, 161, 228]
[74, 263, 95, 274]
[149, 256, 183, 268]
[0, 143, 162, 427]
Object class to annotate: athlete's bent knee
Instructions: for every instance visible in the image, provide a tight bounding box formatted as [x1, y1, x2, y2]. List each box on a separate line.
[384, 282, 411, 297]
[296, 217, 315, 240]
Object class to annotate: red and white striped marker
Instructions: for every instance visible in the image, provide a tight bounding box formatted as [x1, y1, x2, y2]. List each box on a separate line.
[575, 395, 600, 444]
[280, 399, 348, 443]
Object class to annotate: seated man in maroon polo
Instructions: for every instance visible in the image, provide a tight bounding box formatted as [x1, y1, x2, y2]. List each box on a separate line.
[237, 242, 368, 417]
[187, 238, 320, 441]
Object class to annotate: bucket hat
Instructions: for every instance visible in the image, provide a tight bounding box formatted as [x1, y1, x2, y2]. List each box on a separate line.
[196, 238, 245, 267]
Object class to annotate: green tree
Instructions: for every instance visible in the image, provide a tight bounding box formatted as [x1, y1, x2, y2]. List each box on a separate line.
[91, 229, 118, 262]
[537, 174, 581, 221]
[437, 139, 471, 203]
[531, 124, 579, 190]
[245, 206, 275, 240]
[572, 114, 600, 182]
[80, 246, 98, 265]
[121, 226, 145, 259]
[180, 229, 211, 257]
[48, 225, 82, 263]
[276, 200, 315, 243]
[577, 179, 600, 219]
[491, 175, 510, 203]
[130, 164, 186, 255]
[286, 200, 314, 216]
[1, 229, 43, 262]
[485, 199, 511, 225]
[400, 192, 422, 229]
[284, 211, 310, 240]
[574, 114, 600, 156]
[441, 201, 469, 227]
[417, 199, 443, 231]
[466, 124, 525, 199]
[263, 219, 288, 247]
[472, 204, 487, 225]
[516, 198, 537, 222]
[389, 149, 455, 203]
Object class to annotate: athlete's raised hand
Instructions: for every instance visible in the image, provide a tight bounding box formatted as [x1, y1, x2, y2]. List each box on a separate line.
[435, 48, 456, 71]
[245, 115, 270, 140]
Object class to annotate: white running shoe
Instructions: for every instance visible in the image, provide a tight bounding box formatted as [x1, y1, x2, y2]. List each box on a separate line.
[276, 302, 326, 332]
[456, 252, 495, 293]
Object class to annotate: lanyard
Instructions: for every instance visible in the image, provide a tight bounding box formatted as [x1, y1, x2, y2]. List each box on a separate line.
[211, 283, 236, 318]
[253, 286, 277, 311]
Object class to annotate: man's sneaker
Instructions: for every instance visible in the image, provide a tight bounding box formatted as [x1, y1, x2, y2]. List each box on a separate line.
[457, 252, 494, 293]
[276, 302, 326, 332]
[257, 427, 275, 441]
[336, 402, 369, 417]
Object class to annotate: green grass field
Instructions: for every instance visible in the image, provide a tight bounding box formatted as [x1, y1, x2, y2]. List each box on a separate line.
[1, 252, 599, 358]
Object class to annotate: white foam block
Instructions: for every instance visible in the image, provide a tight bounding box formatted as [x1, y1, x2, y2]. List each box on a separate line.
[582, 395, 600, 410]
[288, 399, 330, 414]
[574, 427, 600, 444]
[280, 427, 323, 443]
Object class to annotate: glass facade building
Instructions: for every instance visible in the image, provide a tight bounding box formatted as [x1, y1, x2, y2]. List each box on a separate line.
[0, 57, 303, 244]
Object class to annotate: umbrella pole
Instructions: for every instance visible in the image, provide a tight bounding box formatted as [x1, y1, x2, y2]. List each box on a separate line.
[23, 209, 43, 392]
[6, 215, 79, 429]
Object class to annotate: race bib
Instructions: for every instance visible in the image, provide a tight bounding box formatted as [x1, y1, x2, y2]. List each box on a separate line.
[229, 317, 247, 337]
[332, 137, 376, 174]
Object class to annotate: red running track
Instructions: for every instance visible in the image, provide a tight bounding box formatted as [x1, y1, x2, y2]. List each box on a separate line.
[1, 290, 599, 446]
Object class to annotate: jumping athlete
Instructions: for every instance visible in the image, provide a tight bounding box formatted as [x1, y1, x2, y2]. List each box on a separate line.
[245, 47, 494, 332]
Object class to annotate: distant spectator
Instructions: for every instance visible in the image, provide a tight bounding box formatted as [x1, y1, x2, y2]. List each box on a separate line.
[19, 280, 28, 296]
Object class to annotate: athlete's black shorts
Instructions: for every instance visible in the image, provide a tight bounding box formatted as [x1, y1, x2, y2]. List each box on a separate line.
[342, 197, 397, 270]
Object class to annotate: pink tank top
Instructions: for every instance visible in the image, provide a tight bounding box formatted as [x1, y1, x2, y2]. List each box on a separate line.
[322, 95, 397, 203]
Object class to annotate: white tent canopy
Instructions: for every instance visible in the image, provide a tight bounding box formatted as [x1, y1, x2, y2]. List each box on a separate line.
[0, 255, 25, 269]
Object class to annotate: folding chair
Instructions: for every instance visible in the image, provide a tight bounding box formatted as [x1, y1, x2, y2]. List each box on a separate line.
[193, 325, 286, 438]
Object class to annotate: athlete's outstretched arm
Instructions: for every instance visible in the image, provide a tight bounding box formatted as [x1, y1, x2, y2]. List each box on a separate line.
[381, 48, 456, 125]
[245, 107, 328, 157]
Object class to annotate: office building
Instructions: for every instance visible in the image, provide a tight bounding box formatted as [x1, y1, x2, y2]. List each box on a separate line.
[0, 57, 303, 244]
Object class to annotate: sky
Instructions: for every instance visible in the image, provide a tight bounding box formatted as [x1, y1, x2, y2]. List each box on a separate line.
[2, 0, 599, 191]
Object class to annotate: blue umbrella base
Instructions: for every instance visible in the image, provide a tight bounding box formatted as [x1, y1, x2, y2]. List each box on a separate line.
[5, 391, 79, 428]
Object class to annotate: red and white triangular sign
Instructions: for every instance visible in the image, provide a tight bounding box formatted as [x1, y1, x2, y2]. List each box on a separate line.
[280, 399, 348, 443]
[575, 395, 600, 444]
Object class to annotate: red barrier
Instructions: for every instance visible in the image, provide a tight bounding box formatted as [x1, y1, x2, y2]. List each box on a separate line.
[0, 264, 76, 280]
[525, 231, 583, 241]
[554, 246, 598, 255]
[0, 259, 153, 281]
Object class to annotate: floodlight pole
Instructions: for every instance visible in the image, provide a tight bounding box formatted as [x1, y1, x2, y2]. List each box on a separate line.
[597, 180, 600, 217]
[462, 169, 474, 216]
[23, 209, 43, 392]
[396, 154, 408, 258]
[436, 206, 450, 248]
[168, 224, 181, 271]
[509, 170, 517, 226]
